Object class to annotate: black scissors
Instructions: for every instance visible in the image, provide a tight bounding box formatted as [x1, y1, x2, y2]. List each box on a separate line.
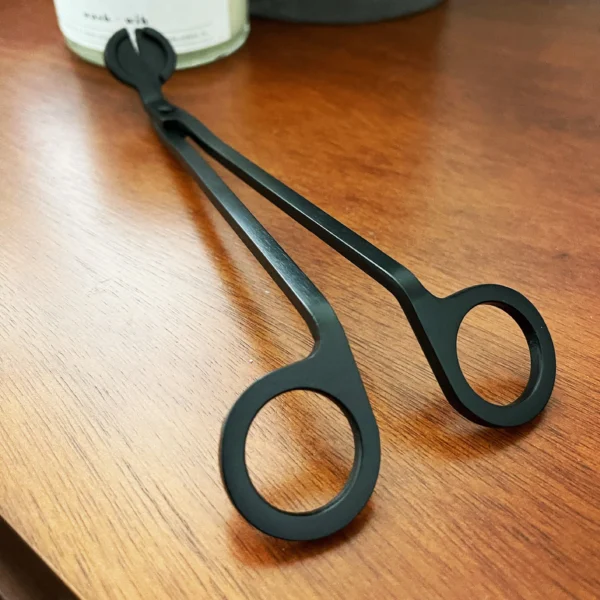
[104, 28, 556, 542]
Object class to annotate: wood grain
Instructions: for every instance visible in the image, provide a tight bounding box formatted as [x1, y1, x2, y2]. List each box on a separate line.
[1, 0, 600, 598]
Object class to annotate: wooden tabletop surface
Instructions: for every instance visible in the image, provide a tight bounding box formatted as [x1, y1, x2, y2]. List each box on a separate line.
[1, 0, 599, 598]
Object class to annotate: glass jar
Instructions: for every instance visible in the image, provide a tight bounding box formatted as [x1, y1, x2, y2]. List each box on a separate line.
[53, 0, 249, 69]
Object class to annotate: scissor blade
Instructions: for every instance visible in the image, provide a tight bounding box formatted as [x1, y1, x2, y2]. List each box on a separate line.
[104, 28, 176, 92]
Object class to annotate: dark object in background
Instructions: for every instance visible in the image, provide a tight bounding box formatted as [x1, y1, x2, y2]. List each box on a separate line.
[250, 0, 445, 23]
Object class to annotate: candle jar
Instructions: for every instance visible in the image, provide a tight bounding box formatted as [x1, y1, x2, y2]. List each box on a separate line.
[53, 0, 249, 69]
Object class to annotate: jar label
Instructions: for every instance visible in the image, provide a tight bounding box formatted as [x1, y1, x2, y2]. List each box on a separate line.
[53, 0, 232, 53]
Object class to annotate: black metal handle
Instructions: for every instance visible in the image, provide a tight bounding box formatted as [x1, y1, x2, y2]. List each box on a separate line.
[220, 345, 380, 541]
[402, 283, 555, 427]
[153, 108, 382, 540]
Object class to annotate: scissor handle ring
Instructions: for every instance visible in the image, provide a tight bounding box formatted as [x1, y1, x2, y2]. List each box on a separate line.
[219, 359, 380, 541]
[419, 284, 556, 428]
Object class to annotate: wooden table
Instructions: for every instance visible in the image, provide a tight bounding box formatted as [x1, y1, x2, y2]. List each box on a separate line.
[1, 0, 599, 598]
